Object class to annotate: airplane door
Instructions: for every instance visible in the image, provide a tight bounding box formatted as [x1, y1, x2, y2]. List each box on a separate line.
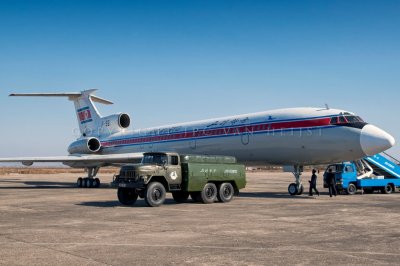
[189, 128, 197, 150]
[189, 140, 197, 149]
[241, 125, 251, 145]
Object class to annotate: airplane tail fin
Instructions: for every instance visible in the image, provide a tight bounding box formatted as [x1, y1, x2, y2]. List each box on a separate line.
[10, 89, 113, 137]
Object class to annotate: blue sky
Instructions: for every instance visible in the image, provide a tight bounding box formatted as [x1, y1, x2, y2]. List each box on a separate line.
[0, 0, 399, 158]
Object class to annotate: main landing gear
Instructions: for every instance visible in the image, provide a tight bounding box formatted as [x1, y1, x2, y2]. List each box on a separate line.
[288, 165, 304, 196]
[77, 167, 101, 188]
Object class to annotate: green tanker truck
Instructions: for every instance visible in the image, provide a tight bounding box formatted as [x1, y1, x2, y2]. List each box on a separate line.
[113, 152, 246, 207]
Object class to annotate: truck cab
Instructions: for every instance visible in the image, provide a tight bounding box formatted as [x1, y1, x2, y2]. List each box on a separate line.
[115, 152, 183, 191]
[323, 162, 358, 194]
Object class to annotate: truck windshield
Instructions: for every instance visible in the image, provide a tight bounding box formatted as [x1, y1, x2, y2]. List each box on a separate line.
[327, 164, 343, 173]
[142, 154, 168, 165]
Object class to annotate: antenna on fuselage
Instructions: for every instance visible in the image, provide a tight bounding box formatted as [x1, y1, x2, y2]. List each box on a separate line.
[324, 103, 330, 110]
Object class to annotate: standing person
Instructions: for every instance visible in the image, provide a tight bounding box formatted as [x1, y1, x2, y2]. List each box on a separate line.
[308, 169, 320, 196]
[326, 168, 337, 197]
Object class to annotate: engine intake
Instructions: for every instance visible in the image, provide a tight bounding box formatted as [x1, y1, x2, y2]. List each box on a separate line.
[118, 113, 130, 128]
[68, 137, 101, 154]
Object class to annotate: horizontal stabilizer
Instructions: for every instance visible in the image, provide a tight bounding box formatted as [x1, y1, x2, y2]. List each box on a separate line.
[9, 89, 113, 105]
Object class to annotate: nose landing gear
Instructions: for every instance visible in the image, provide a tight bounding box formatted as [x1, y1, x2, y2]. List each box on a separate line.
[288, 165, 304, 196]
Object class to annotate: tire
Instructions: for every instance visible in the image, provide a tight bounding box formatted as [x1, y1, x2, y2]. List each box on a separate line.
[297, 184, 304, 195]
[200, 183, 217, 204]
[145, 182, 166, 207]
[117, 188, 138, 205]
[172, 191, 190, 203]
[347, 183, 357, 195]
[83, 178, 92, 188]
[217, 183, 235, 203]
[190, 192, 202, 202]
[381, 184, 394, 194]
[77, 177, 83, 188]
[93, 178, 101, 188]
[288, 183, 298, 196]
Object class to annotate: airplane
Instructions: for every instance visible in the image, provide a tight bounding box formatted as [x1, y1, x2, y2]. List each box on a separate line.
[0, 89, 395, 195]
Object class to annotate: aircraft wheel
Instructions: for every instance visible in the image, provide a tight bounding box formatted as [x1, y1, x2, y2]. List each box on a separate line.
[172, 191, 190, 203]
[145, 182, 166, 207]
[297, 184, 304, 195]
[346, 183, 357, 195]
[381, 184, 394, 194]
[77, 177, 83, 188]
[93, 178, 101, 188]
[117, 188, 138, 205]
[200, 183, 217, 204]
[217, 183, 234, 203]
[288, 183, 298, 196]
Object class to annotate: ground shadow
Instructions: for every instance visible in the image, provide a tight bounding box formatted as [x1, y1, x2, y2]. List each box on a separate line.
[0, 180, 112, 189]
[239, 191, 329, 199]
[77, 198, 192, 208]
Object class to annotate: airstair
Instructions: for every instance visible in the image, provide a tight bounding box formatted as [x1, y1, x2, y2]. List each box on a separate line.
[364, 152, 400, 179]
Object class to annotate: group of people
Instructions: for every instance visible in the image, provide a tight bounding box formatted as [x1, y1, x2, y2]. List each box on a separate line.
[308, 168, 337, 197]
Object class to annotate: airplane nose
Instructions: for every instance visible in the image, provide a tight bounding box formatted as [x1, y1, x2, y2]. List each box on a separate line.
[360, 124, 395, 156]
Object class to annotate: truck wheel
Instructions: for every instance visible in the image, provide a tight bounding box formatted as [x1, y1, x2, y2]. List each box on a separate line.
[381, 184, 394, 194]
[145, 182, 166, 207]
[347, 183, 357, 195]
[172, 191, 189, 203]
[190, 192, 202, 202]
[117, 188, 138, 205]
[217, 183, 234, 202]
[200, 183, 217, 204]
[288, 183, 298, 196]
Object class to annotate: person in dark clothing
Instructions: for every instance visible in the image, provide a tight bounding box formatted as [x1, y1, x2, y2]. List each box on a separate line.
[308, 169, 320, 196]
[326, 168, 337, 197]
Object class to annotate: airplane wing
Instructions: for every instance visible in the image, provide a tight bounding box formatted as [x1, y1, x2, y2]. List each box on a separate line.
[0, 153, 143, 168]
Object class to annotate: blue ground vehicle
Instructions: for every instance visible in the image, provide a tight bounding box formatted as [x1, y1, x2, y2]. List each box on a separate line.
[323, 153, 400, 195]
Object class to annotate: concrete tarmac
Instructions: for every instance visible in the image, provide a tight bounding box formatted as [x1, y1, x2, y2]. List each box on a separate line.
[1, 171, 400, 265]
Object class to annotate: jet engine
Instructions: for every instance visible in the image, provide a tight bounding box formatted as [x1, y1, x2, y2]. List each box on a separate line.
[68, 137, 101, 154]
[100, 113, 131, 135]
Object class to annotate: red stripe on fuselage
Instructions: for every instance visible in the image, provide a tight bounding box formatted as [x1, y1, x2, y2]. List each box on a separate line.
[101, 117, 332, 147]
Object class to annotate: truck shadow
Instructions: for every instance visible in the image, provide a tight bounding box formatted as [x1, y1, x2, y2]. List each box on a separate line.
[77, 199, 190, 208]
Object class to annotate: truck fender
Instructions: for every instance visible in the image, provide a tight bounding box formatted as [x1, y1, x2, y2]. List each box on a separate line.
[148, 176, 169, 191]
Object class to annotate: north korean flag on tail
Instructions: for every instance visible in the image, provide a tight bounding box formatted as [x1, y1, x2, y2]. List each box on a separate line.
[77, 107, 93, 124]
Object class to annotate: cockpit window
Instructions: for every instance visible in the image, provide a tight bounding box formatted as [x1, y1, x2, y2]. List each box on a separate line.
[345, 116, 360, 123]
[330, 115, 367, 129]
[338, 116, 347, 123]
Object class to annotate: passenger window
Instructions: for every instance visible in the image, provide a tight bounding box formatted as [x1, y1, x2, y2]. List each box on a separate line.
[345, 166, 354, 172]
[170, 156, 179, 165]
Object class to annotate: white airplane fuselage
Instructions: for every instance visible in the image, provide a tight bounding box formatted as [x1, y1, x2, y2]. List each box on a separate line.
[95, 107, 394, 166]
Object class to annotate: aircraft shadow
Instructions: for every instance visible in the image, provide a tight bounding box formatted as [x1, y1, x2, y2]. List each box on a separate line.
[0, 180, 112, 189]
[239, 192, 328, 199]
